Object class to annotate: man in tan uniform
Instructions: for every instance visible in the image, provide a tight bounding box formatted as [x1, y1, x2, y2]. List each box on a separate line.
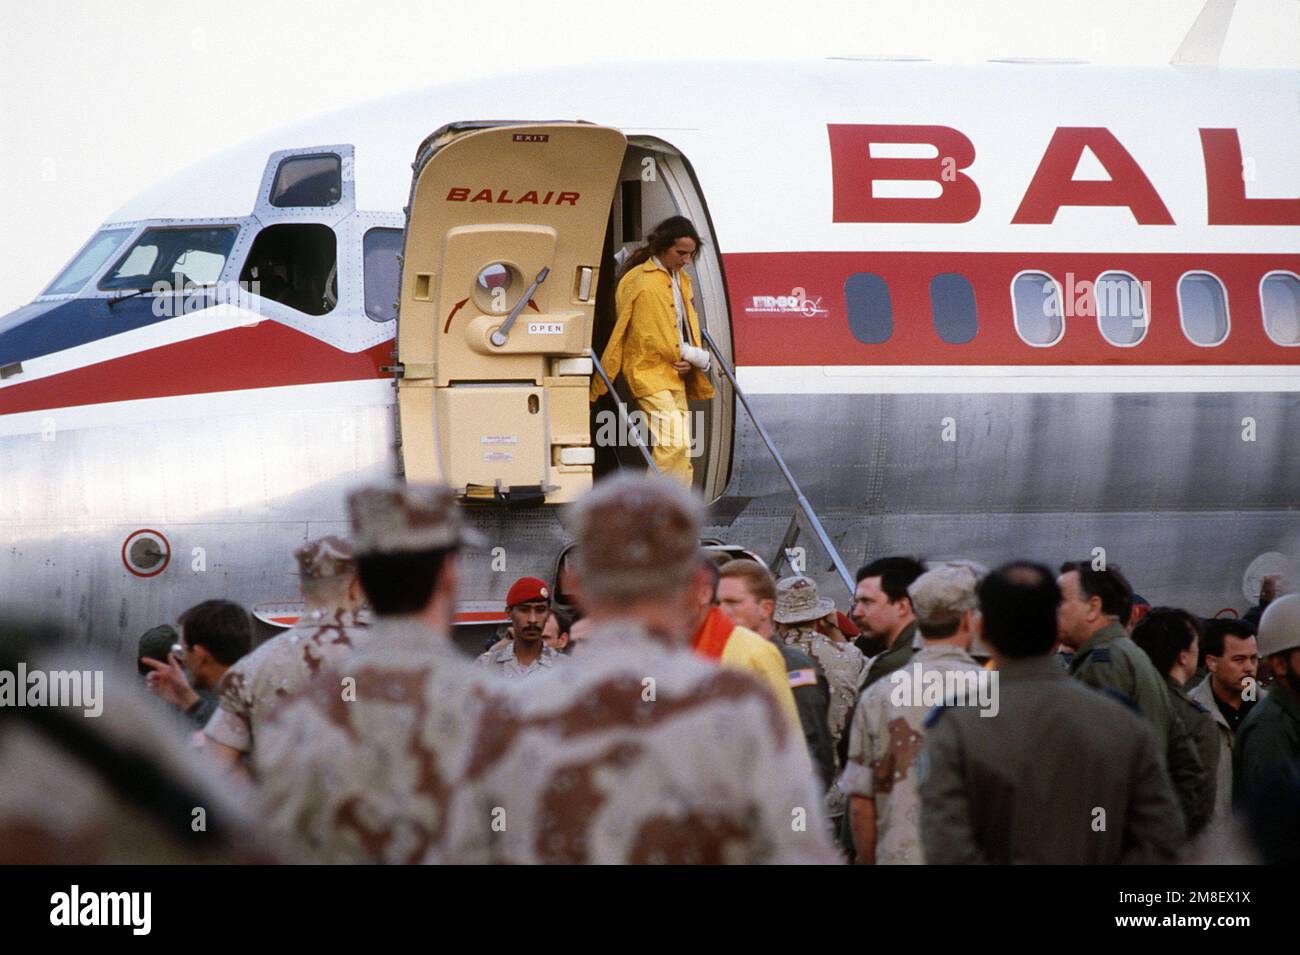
[475, 576, 562, 678]
[845, 562, 987, 864]
[254, 482, 497, 864]
[447, 474, 838, 864]
[203, 535, 368, 774]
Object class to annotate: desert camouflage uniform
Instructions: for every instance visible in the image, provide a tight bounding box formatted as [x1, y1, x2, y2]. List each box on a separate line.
[446, 619, 839, 864]
[204, 608, 368, 757]
[475, 638, 561, 678]
[780, 625, 866, 749]
[842, 643, 983, 864]
[254, 615, 503, 864]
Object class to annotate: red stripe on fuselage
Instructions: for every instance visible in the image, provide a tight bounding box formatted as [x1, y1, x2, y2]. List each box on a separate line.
[724, 251, 1299, 366]
[1, 249, 1296, 418]
[0, 322, 390, 416]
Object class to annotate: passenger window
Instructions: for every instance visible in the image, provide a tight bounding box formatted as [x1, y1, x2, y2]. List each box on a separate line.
[845, 273, 892, 344]
[270, 154, 342, 207]
[929, 273, 977, 344]
[363, 228, 403, 322]
[241, 224, 337, 315]
[99, 227, 238, 291]
[1012, 271, 1064, 346]
[43, 228, 133, 295]
[1096, 271, 1147, 346]
[1261, 272, 1300, 346]
[1178, 272, 1229, 346]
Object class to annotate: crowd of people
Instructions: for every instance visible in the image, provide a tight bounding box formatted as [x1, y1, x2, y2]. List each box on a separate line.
[52, 471, 1287, 865]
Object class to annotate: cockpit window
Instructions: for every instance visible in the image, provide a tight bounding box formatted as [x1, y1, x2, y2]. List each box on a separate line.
[270, 154, 342, 207]
[240, 223, 337, 316]
[98, 227, 238, 292]
[43, 228, 133, 295]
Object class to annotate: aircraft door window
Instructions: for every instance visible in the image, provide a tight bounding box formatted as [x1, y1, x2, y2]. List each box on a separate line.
[1095, 271, 1147, 346]
[844, 272, 893, 344]
[363, 227, 402, 322]
[1260, 272, 1300, 346]
[98, 227, 238, 292]
[240, 223, 338, 316]
[1177, 272, 1230, 346]
[929, 273, 978, 344]
[1012, 271, 1064, 346]
[43, 228, 133, 295]
[269, 153, 342, 207]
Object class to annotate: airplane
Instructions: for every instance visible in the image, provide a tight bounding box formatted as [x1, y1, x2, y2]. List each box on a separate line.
[2, 25, 1298, 655]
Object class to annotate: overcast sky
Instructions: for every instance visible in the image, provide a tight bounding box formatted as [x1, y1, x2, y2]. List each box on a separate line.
[1, 0, 1296, 313]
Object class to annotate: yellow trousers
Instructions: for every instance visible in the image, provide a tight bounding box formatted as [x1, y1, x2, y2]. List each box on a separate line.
[635, 388, 693, 486]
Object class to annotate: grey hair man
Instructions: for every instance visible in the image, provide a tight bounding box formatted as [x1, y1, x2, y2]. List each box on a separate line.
[844, 562, 987, 864]
[447, 474, 838, 864]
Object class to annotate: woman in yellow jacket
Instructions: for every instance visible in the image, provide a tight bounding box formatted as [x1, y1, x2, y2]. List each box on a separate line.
[591, 216, 714, 485]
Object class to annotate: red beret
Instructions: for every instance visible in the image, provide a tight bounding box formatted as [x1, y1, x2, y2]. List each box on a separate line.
[836, 611, 860, 639]
[506, 576, 551, 609]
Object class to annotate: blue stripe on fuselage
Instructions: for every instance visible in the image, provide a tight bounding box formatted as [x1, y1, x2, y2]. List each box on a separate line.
[0, 296, 214, 366]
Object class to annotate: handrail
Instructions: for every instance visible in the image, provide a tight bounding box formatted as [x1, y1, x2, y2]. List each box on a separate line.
[700, 329, 854, 595]
[589, 351, 660, 475]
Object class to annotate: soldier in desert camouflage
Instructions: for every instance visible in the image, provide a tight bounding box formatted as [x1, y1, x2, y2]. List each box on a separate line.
[843, 562, 986, 864]
[773, 575, 867, 828]
[254, 482, 499, 864]
[446, 474, 839, 864]
[773, 576, 867, 751]
[203, 535, 368, 775]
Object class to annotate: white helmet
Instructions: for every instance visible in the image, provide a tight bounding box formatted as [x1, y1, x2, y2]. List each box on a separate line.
[1257, 593, 1300, 659]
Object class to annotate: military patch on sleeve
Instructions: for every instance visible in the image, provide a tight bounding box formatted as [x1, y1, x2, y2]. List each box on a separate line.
[1093, 647, 1111, 663]
[788, 668, 817, 689]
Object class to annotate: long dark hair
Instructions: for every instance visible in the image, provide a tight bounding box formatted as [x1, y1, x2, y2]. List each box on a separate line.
[619, 215, 703, 279]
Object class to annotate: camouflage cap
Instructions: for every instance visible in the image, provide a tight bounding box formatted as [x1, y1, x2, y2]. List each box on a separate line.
[294, 535, 356, 579]
[348, 482, 484, 556]
[568, 474, 704, 604]
[773, 576, 836, 625]
[909, 563, 981, 630]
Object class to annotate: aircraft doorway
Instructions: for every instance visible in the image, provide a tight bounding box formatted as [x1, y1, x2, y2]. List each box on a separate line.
[590, 139, 735, 502]
[394, 124, 733, 506]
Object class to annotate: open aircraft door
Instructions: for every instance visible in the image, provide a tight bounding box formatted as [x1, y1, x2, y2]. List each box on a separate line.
[395, 122, 627, 503]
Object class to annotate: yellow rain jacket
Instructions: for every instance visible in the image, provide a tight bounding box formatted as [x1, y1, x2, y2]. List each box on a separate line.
[591, 258, 715, 402]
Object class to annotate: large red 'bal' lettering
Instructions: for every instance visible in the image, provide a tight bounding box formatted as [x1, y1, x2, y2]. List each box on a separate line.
[828, 124, 980, 223]
[1012, 128, 1174, 225]
[1200, 129, 1300, 225]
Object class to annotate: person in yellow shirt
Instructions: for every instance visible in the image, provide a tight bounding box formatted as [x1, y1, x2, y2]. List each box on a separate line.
[592, 216, 714, 485]
[690, 557, 802, 733]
